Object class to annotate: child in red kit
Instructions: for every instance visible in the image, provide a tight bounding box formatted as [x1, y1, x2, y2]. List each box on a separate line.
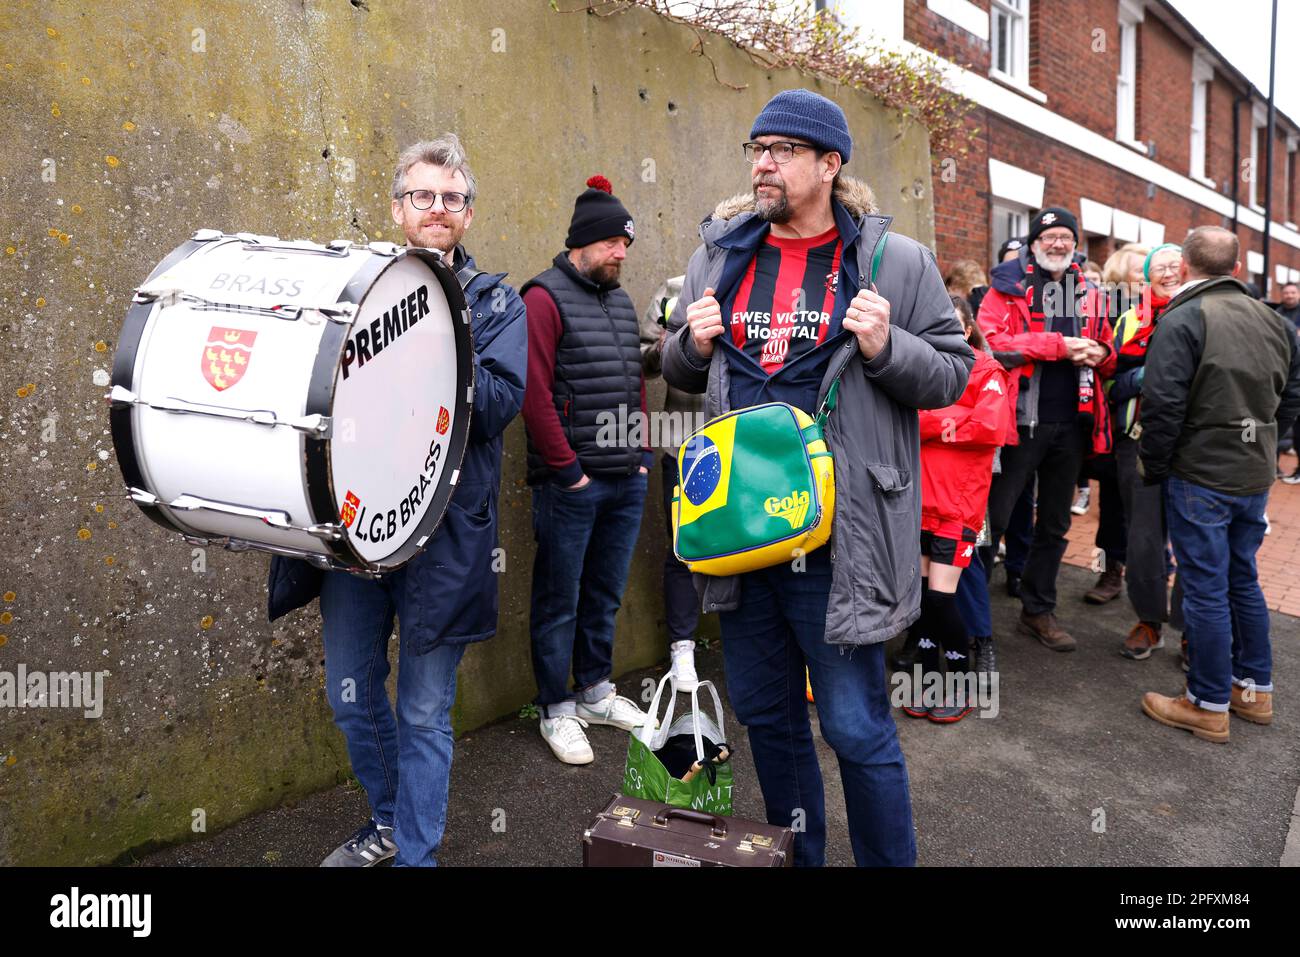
[904, 299, 1015, 723]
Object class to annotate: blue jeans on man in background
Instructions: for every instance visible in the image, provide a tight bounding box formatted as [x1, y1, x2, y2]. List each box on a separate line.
[530, 471, 648, 715]
[719, 547, 916, 867]
[320, 570, 467, 867]
[1163, 475, 1273, 710]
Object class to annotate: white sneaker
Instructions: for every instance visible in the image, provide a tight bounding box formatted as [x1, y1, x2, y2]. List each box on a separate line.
[670, 640, 699, 691]
[539, 715, 593, 765]
[576, 691, 653, 731]
[1071, 487, 1091, 515]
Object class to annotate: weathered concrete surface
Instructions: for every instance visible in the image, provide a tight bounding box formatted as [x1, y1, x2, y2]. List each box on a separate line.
[0, 0, 935, 865]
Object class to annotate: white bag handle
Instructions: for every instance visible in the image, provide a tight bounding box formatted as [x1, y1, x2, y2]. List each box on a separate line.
[636, 673, 728, 766]
[637, 671, 678, 748]
[689, 680, 727, 763]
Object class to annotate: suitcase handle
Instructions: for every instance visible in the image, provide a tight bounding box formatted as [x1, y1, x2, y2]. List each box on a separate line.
[652, 807, 728, 838]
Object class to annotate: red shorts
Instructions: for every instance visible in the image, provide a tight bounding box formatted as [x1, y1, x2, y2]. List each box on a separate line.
[919, 524, 979, 569]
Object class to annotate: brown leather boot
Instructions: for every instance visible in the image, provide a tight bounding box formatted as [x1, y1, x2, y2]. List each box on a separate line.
[1018, 610, 1077, 651]
[1141, 691, 1229, 743]
[1229, 685, 1273, 725]
[1084, 562, 1124, 604]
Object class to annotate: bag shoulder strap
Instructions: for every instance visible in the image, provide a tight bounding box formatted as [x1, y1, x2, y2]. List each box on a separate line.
[815, 230, 890, 425]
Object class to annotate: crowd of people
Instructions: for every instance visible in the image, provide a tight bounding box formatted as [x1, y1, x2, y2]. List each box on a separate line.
[266, 87, 1300, 868]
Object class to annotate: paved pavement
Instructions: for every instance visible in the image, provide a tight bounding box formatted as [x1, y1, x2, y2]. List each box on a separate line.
[1065, 456, 1300, 616]
[137, 564, 1300, 867]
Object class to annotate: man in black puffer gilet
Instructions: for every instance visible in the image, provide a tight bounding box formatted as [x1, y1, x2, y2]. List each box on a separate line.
[521, 175, 654, 765]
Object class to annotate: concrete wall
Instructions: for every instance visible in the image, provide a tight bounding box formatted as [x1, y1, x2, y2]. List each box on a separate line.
[0, 0, 935, 865]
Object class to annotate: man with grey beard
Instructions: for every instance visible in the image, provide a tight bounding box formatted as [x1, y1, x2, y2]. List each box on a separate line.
[977, 206, 1115, 651]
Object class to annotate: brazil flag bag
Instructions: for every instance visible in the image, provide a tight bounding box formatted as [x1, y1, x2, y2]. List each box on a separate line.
[671, 234, 887, 576]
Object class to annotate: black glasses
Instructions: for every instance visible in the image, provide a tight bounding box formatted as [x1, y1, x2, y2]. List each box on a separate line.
[400, 189, 468, 212]
[742, 141, 814, 165]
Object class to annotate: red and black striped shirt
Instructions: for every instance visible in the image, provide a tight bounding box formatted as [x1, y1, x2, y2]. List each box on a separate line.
[728, 225, 843, 376]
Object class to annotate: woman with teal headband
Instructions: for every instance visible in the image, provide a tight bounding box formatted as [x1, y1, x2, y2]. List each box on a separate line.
[1106, 242, 1182, 661]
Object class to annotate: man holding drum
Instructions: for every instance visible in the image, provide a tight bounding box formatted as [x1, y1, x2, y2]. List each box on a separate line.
[271, 134, 527, 866]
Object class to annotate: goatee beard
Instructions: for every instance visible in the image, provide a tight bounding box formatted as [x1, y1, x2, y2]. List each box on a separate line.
[755, 188, 791, 224]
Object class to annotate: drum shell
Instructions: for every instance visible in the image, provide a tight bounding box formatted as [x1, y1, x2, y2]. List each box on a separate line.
[111, 233, 473, 573]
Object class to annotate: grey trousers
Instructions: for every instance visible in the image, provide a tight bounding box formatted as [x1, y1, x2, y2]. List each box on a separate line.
[1115, 435, 1170, 623]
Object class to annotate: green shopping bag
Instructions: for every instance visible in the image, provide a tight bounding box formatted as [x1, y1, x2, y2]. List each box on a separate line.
[622, 673, 733, 816]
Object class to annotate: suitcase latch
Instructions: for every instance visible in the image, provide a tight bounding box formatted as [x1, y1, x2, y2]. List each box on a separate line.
[611, 805, 641, 827]
[739, 833, 773, 853]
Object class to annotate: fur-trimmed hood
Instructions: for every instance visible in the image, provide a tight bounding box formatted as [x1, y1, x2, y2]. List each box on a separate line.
[706, 175, 880, 229]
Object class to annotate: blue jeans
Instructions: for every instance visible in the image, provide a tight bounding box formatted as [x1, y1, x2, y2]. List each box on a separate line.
[320, 570, 466, 867]
[530, 471, 647, 716]
[719, 549, 916, 867]
[956, 548, 992, 637]
[1164, 476, 1273, 710]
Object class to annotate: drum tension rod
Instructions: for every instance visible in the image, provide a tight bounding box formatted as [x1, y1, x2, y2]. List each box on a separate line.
[108, 387, 332, 437]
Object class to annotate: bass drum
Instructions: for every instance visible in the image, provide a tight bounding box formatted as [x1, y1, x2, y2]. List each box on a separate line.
[110, 229, 474, 574]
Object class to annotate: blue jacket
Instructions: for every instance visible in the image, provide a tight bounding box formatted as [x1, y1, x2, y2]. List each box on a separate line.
[266, 250, 528, 653]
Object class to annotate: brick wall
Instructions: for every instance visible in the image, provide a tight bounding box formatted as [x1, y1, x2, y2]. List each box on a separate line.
[1135, 14, 1192, 169]
[907, 0, 1300, 292]
[904, 0, 990, 71]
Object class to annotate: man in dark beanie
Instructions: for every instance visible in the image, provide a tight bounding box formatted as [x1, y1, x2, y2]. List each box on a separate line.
[663, 88, 973, 866]
[521, 175, 652, 765]
[978, 205, 1114, 651]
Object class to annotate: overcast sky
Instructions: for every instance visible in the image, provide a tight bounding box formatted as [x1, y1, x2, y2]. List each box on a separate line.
[1171, 0, 1300, 122]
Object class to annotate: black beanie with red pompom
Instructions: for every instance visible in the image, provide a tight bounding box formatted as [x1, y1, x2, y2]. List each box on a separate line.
[565, 174, 635, 249]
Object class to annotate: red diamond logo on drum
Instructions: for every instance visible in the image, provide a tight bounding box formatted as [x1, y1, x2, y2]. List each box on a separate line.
[436, 406, 450, 435]
[202, 326, 258, 391]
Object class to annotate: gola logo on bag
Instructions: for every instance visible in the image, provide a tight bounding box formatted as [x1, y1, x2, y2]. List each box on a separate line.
[764, 490, 810, 530]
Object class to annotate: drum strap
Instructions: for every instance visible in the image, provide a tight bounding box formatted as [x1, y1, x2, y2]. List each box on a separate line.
[456, 264, 483, 290]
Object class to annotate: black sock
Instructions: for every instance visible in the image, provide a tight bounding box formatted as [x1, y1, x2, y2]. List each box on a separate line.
[923, 589, 970, 672]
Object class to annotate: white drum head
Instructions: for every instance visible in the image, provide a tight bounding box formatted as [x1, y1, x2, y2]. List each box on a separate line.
[330, 254, 462, 566]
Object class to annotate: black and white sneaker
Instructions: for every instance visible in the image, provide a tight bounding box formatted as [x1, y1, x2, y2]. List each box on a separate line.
[320, 820, 397, 867]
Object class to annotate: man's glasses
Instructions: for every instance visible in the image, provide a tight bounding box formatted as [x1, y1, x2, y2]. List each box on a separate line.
[400, 190, 468, 213]
[1037, 234, 1075, 249]
[741, 141, 813, 165]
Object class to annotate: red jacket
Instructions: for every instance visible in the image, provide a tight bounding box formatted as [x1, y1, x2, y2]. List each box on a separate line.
[918, 349, 1014, 534]
[977, 253, 1115, 454]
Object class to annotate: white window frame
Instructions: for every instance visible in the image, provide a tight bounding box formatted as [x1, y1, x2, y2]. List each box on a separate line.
[989, 0, 1029, 86]
[1189, 54, 1212, 183]
[1115, 8, 1140, 147]
[992, 201, 1030, 262]
[1250, 103, 1267, 212]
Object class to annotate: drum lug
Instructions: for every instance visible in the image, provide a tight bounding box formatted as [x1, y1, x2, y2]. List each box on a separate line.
[291, 414, 332, 437]
[129, 487, 160, 506]
[304, 522, 345, 542]
[191, 228, 224, 242]
[109, 385, 138, 407]
[366, 241, 402, 257]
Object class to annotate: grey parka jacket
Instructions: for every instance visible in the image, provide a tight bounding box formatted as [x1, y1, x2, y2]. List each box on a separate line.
[661, 176, 973, 645]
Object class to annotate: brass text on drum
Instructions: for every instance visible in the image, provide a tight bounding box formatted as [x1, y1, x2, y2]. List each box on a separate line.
[208, 273, 306, 297]
[342, 285, 431, 380]
[351, 436, 443, 544]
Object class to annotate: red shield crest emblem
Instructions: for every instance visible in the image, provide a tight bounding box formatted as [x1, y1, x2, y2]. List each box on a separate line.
[340, 490, 360, 528]
[436, 406, 450, 435]
[202, 326, 257, 391]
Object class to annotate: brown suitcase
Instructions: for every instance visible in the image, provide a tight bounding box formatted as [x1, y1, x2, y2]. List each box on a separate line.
[581, 793, 794, 867]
